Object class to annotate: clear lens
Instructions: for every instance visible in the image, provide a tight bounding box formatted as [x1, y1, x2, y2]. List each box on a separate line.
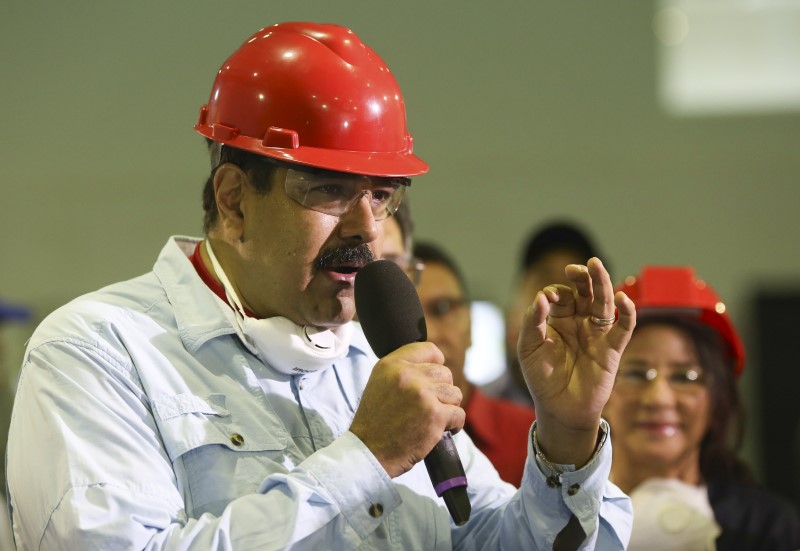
[616, 365, 706, 394]
[285, 168, 408, 220]
[406, 258, 425, 286]
[383, 255, 425, 286]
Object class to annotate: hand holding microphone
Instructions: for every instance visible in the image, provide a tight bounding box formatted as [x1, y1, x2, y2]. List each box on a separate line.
[351, 260, 471, 525]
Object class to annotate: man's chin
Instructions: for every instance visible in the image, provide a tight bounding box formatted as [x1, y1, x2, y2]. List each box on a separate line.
[306, 297, 356, 329]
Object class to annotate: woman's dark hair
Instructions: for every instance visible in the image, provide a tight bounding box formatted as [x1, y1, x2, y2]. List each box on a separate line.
[638, 316, 753, 484]
[201, 142, 279, 234]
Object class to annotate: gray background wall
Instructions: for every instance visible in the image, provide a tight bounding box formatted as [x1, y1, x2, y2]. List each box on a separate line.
[2, 1, 799, 491]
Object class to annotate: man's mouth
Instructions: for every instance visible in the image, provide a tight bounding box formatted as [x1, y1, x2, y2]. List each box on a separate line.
[315, 244, 375, 282]
[326, 264, 362, 281]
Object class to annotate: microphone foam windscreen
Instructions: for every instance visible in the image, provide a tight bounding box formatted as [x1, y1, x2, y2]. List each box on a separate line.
[355, 260, 427, 358]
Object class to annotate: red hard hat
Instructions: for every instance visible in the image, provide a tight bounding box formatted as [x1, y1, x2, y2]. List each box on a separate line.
[616, 266, 745, 376]
[195, 22, 428, 177]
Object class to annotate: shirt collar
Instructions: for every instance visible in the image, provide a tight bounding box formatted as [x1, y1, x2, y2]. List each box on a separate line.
[153, 236, 238, 354]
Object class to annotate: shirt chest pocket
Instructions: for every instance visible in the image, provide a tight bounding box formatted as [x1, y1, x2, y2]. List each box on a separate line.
[152, 393, 291, 518]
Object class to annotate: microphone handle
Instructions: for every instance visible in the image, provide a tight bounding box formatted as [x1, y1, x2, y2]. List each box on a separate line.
[424, 431, 471, 526]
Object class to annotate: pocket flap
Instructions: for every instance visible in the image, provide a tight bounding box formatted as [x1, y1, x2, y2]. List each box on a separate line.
[151, 392, 289, 461]
[152, 393, 229, 420]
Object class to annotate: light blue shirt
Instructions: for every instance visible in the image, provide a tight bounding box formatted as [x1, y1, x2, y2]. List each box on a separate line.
[6, 236, 631, 550]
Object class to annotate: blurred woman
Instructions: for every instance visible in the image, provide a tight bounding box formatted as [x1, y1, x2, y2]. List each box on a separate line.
[605, 266, 800, 551]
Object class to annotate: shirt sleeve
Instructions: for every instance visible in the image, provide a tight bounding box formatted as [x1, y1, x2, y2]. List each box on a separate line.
[451, 420, 632, 550]
[7, 336, 404, 550]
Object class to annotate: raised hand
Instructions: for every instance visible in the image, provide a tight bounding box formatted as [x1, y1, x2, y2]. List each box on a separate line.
[517, 257, 635, 466]
[350, 342, 465, 478]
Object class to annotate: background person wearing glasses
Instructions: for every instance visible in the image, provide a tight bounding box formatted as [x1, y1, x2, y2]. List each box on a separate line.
[413, 241, 536, 488]
[605, 266, 800, 551]
[373, 198, 424, 287]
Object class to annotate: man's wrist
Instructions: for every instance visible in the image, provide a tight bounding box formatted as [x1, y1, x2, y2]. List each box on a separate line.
[532, 419, 609, 473]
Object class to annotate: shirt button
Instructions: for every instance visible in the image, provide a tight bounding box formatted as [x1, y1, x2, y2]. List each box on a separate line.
[567, 483, 581, 496]
[546, 476, 562, 488]
[368, 503, 384, 518]
[230, 433, 245, 447]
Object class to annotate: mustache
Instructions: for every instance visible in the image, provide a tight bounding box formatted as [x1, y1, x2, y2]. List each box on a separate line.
[314, 244, 375, 271]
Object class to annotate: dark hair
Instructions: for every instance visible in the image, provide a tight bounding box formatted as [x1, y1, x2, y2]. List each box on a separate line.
[413, 241, 469, 299]
[637, 316, 753, 485]
[201, 141, 279, 234]
[521, 220, 601, 271]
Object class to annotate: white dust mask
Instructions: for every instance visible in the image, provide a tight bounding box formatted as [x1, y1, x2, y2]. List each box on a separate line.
[628, 478, 721, 551]
[204, 240, 352, 375]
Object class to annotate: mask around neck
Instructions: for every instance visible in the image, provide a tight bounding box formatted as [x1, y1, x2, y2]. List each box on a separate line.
[204, 240, 352, 375]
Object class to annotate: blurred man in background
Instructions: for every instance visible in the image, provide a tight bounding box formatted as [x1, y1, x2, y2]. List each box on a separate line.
[378, 199, 414, 275]
[486, 221, 607, 407]
[414, 241, 536, 487]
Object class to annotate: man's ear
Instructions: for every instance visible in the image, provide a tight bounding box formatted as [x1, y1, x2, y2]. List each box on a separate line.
[214, 164, 247, 241]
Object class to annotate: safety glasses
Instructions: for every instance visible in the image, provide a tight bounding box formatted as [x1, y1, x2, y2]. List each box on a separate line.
[284, 167, 409, 221]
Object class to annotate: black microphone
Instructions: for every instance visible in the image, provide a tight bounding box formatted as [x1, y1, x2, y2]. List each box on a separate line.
[355, 259, 471, 526]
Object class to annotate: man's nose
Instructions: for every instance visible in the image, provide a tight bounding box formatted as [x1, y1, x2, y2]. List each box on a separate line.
[338, 192, 379, 243]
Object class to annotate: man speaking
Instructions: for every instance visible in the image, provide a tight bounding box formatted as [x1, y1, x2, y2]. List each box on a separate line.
[7, 22, 635, 549]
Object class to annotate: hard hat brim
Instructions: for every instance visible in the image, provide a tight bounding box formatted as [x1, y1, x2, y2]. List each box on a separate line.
[196, 126, 429, 178]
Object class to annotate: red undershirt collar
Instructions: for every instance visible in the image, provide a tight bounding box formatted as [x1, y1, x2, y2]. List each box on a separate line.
[189, 241, 260, 318]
